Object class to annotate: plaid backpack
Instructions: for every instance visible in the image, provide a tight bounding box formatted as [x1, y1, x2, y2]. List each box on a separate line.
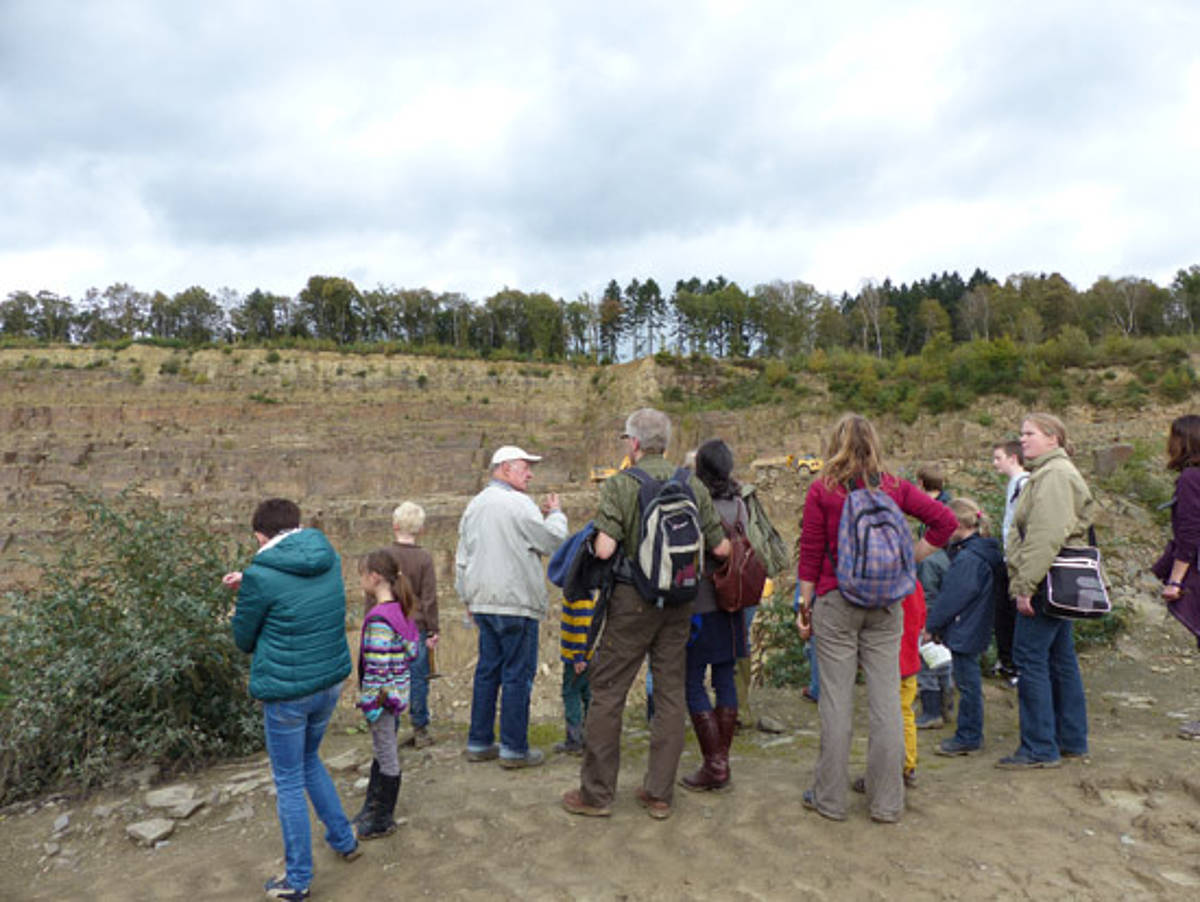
[835, 479, 916, 608]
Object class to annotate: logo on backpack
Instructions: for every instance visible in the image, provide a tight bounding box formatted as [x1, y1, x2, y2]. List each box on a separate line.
[835, 482, 916, 608]
[626, 467, 705, 608]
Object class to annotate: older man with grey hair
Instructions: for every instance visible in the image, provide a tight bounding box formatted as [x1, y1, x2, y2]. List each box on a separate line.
[457, 445, 568, 768]
[562, 408, 730, 819]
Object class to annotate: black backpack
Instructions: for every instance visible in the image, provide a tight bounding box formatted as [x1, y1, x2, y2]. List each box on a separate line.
[625, 467, 705, 608]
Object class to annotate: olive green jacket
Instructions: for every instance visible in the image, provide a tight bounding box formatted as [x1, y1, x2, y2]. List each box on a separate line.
[1005, 448, 1094, 598]
[593, 454, 726, 559]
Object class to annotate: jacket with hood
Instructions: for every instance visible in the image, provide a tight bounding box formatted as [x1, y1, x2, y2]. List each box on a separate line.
[232, 528, 352, 701]
[926, 533, 1004, 655]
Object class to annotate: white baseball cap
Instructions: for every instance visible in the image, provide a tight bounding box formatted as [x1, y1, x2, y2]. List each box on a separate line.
[490, 445, 543, 467]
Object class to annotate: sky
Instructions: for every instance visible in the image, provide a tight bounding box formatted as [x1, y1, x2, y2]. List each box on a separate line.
[2, 1, 1198, 306]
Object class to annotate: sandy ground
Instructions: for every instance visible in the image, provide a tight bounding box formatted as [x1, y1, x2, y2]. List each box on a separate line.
[3, 607, 1200, 902]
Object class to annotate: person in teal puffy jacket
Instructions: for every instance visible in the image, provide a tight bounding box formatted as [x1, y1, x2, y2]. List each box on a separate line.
[225, 498, 360, 901]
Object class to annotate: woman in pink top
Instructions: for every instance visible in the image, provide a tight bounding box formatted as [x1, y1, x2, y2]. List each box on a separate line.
[795, 413, 955, 823]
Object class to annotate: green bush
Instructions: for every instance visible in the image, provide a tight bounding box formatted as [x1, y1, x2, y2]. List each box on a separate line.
[756, 590, 813, 688]
[0, 493, 261, 803]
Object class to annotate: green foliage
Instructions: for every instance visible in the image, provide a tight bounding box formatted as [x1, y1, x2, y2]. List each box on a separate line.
[1095, 439, 1174, 524]
[248, 392, 278, 404]
[0, 493, 261, 803]
[159, 356, 183, 375]
[1158, 364, 1198, 402]
[756, 590, 813, 688]
[264, 350, 282, 364]
[1074, 603, 1133, 648]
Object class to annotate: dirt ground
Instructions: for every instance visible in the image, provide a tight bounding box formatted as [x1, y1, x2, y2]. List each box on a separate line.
[3, 600, 1200, 902]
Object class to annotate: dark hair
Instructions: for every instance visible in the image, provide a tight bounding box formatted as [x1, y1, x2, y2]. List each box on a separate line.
[362, 549, 416, 618]
[695, 438, 738, 500]
[993, 439, 1024, 465]
[915, 462, 944, 492]
[252, 498, 301, 538]
[1167, 414, 1200, 471]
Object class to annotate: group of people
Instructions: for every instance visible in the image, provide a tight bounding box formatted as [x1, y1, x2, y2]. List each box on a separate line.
[222, 404, 1199, 900]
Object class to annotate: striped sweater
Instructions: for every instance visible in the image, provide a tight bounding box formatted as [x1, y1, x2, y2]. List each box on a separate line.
[357, 602, 419, 717]
[559, 595, 596, 664]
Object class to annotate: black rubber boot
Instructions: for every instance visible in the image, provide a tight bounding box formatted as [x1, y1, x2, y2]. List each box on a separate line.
[359, 772, 401, 841]
[352, 760, 381, 833]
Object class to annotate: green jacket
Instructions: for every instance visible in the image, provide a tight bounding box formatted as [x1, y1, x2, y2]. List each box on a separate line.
[594, 454, 726, 559]
[232, 528, 352, 702]
[1005, 448, 1094, 598]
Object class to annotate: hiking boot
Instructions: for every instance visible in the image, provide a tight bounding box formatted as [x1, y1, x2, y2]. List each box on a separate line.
[936, 738, 981, 757]
[636, 786, 672, 820]
[903, 768, 917, 789]
[404, 726, 434, 748]
[464, 744, 499, 762]
[851, 776, 866, 794]
[553, 723, 585, 755]
[498, 748, 545, 769]
[264, 876, 309, 900]
[561, 788, 611, 817]
[336, 842, 362, 862]
[995, 754, 1061, 770]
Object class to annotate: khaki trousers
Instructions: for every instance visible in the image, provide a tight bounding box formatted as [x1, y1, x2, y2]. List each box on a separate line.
[810, 589, 905, 821]
[579, 582, 691, 807]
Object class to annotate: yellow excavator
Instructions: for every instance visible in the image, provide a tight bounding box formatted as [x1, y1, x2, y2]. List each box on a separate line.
[589, 454, 633, 483]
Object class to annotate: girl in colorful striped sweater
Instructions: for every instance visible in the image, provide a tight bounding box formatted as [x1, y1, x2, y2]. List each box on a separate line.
[354, 550, 420, 840]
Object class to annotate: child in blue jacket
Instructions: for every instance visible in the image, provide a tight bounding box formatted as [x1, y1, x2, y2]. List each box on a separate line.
[926, 498, 1003, 757]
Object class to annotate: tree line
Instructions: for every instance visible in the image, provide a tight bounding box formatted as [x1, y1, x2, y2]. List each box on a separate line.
[3, 267, 1199, 361]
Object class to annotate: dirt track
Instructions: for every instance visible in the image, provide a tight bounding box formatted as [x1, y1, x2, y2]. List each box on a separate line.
[4, 603, 1200, 902]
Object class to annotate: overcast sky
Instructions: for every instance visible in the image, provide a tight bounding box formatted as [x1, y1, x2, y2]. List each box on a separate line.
[2, 1, 1197, 305]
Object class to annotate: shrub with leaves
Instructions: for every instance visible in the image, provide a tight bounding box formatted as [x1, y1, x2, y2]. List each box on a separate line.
[0, 492, 261, 803]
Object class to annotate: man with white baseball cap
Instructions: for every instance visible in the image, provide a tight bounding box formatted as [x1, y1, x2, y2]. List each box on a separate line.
[456, 444, 567, 768]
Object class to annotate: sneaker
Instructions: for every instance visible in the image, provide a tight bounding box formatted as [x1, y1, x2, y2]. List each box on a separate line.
[635, 786, 672, 820]
[995, 754, 1061, 770]
[498, 748, 545, 769]
[336, 842, 362, 862]
[936, 738, 981, 757]
[915, 715, 945, 730]
[802, 788, 845, 822]
[553, 738, 585, 755]
[464, 744, 500, 762]
[264, 876, 309, 900]
[561, 788, 611, 817]
[903, 768, 917, 789]
[800, 687, 818, 704]
[851, 776, 866, 795]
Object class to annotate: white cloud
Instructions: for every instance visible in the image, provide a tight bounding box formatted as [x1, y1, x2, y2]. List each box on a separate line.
[1, 0, 1198, 302]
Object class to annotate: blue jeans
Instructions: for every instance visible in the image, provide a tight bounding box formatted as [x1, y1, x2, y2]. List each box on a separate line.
[468, 613, 539, 758]
[950, 651, 983, 747]
[409, 629, 430, 729]
[263, 682, 357, 891]
[1013, 610, 1089, 761]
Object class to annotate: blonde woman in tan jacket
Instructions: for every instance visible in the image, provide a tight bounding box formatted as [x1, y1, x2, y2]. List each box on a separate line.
[1000, 412, 1094, 769]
